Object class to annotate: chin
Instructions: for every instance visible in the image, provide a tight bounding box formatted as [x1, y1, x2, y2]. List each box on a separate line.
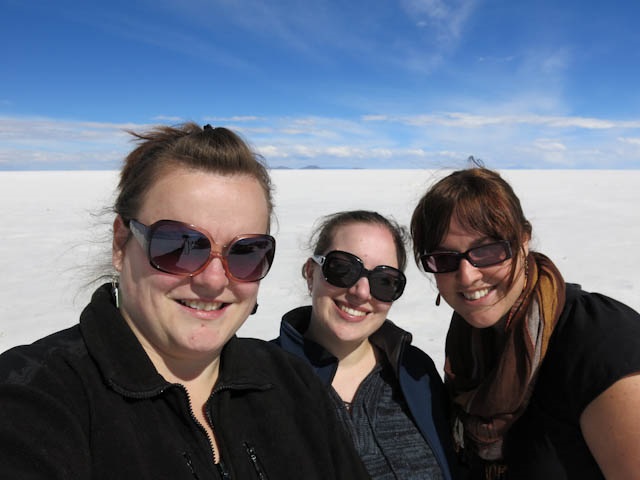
[459, 309, 504, 329]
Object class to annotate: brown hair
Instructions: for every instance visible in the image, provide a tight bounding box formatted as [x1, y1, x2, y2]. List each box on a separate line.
[303, 210, 408, 280]
[114, 122, 273, 228]
[410, 165, 531, 283]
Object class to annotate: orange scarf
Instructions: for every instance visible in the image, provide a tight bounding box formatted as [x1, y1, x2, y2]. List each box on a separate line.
[444, 253, 566, 478]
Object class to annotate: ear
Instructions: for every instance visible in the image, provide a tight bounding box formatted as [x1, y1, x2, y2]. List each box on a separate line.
[303, 258, 316, 293]
[112, 215, 129, 272]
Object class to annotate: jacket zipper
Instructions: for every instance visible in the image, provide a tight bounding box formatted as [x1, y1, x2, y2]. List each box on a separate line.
[244, 443, 270, 480]
[180, 385, 234, 478]
[182, 451, 201, 479]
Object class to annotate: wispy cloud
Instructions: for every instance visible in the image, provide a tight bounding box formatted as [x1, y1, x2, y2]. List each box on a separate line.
[2, 110, 639, 170]
[401, 0, 477, 41]
[363, 112, 640, 129]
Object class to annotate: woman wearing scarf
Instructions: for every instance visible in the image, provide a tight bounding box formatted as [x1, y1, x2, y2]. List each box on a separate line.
[410, 163, 640, 479]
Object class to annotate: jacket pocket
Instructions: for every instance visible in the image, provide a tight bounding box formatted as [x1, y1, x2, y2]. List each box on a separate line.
[243, 442, 270, 480]
[182, 451, 231, 479]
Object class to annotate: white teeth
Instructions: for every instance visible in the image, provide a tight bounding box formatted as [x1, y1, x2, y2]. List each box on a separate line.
[340, 305, 366, 317]
[181, 300, 223, 311]
[463, 288, 490, 300]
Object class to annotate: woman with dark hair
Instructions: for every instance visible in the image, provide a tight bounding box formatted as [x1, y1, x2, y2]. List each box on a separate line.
[0, 123, 370, 479]
[411, 163, 640, 479]
[274, 210, 459, 480]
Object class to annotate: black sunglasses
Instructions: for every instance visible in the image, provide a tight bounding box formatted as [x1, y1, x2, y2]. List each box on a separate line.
[128, 219, 276, 282]
[420, 240, 512, 273]
[312, 250, 406, 302]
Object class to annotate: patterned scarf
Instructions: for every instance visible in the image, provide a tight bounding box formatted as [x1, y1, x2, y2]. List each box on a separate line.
[444, 252, 566, 479]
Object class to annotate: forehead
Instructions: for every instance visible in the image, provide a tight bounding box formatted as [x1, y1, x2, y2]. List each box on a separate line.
[329, 222, 398, 264]
[438, 215, 497, 249]
[140, 169, 269, 236]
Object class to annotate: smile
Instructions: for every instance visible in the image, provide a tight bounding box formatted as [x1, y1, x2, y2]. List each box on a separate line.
[462, 287, 491, 301]
[179, 299, 224, 311]
[339, 304, 367, 317]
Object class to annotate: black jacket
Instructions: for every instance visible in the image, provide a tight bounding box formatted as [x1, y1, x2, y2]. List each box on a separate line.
[0, 284, 370, 480]
[274, 306, 460, 480]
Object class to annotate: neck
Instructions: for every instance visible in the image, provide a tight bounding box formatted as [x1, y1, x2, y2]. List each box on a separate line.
[336, 338, 376, 367]
[121, 312, 222, 390]
[331, 340, 378, 403]
[305, 315, 372, 362]
[157, 355, 221, 387]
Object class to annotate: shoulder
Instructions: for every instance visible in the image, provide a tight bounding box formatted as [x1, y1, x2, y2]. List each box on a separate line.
[402, 343, 440, 377]
[555, 284, 640, 356]
[0, 325, 86, 386]
[540, 284, 640, 416]
[376, 320, 440, 376]
[0, 326, 91, 444]
[226, 337, 323, 388]
[564, 283, 640, 322]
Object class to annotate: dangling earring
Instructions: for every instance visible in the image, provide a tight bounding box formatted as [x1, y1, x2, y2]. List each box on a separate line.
[251, 303, 259, 315]
[435, 293, 441, 306]
[111, 275, 120, 309]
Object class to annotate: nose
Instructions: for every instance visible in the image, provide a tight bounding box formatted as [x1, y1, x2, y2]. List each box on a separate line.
[190, 254, 230, 291]
[456, 258, 482, 285]
[347, 275, 372, 301]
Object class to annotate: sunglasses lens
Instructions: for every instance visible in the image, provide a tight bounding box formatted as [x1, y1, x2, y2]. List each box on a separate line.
[148, 223, 211, 275]
[226, 236, 276, 281]
[469, 242, 511, 267]
[321, 252, 405, 302]
[421, 241, 512, 273]
[323, 252, 362, 287]
[421, 254, 459, 273]
[368, 268, 406, 302]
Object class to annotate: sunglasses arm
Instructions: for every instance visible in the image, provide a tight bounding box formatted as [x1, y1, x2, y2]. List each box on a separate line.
[128, 219, 150, 251]
[311, 255, 326, 267]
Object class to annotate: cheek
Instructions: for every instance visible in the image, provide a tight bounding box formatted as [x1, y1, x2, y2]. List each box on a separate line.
[310, 281, 340, 312]
[310, 270, 333, 297]
[374, 301, 392, 315]
[434, 274, 453, 292]
[232, 281, 261, 301]
[490, 262, 515, 289]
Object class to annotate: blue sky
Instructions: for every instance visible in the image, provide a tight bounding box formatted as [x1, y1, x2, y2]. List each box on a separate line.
[2, 0, 640, 170]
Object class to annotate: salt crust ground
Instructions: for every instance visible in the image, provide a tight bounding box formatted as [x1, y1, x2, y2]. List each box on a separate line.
[1, 169, 638, 371]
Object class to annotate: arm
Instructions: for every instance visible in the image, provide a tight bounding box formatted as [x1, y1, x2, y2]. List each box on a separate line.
[0, 384, 91, 479]
[580, 373, 640, 479]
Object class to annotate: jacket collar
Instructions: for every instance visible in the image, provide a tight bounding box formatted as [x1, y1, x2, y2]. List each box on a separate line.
[80, 284, 270, 397]
[80, 284, 167, 396]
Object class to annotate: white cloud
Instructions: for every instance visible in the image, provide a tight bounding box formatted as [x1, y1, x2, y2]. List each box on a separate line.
[363, 112, 640, 130]
[533, 139, 567, 152]
[1, 111, 639, 170]
[618, 137, 640, 145]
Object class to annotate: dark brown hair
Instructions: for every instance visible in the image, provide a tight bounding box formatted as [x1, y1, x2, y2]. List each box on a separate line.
[114, 122, 273, 228]
[303, 210, 408, 280]
[411, 165, 531, 282]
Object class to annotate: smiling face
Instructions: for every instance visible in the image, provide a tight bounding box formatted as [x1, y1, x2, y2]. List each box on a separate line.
[434, 216, 528, 329]
[305, 222, 399, 356]
[112, 167, 270, 367]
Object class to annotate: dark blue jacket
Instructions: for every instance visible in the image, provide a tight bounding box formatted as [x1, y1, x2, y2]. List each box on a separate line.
[274, 306, 460, 480]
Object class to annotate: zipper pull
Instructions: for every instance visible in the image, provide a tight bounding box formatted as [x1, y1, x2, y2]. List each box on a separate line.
[217, 460, 232, 479]
[244, 443, 269, 479]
